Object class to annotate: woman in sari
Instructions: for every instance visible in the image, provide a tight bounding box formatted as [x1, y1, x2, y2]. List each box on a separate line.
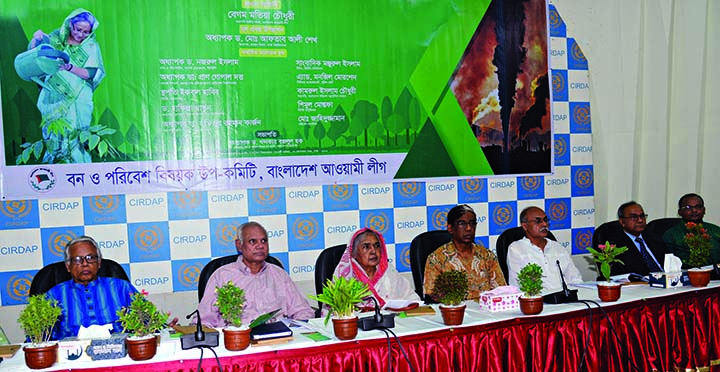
[333, 228, 419, 308]
[29, 9, 105, 163]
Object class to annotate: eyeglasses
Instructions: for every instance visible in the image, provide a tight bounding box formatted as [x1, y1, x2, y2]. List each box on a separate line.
[524, 217, 549, 224]
[454, 220, 478, 228]
[622, 214, 648, 222]
[67, 255, 99, 265]
[681, 204, 705, 211]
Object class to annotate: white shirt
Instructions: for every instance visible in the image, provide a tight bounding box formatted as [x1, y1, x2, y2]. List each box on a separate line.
[507, 237, 583, 294]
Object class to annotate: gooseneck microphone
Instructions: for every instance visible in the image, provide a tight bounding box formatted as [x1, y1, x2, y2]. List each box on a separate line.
[186, 309, 205, 341]
[542, 260, 578, 304]
[358, 296, 395, 331]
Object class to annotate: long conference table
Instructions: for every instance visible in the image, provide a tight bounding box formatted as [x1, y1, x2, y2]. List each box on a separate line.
[2, 283, 720, 372]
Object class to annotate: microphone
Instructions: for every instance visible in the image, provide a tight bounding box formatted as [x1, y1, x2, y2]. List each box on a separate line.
[543, 260, 578, 304]
[180, 309, 219, 349]
[358, 296, 395, 331]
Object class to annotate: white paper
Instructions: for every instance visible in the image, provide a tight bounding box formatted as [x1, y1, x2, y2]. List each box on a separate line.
[381, 299, 423, 310]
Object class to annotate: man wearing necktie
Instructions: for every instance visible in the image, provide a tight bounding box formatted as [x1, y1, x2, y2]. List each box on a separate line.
[605, 201, 669, 276]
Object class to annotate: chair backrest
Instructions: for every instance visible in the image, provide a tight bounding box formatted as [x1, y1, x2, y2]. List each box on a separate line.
[29, 258, 130, 296]
[495, 227, 557, 283]
[196, 254, 284, 301]
[591, 221, 625, 278]
[646, 217, 682, 237]
[409, 230, 452, 301]
[313, 244, 347, 307]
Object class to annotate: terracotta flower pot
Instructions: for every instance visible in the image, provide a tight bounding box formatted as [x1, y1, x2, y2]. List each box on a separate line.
[597, 282, 622, 302]
[519, 296, 544, 315]
[126, 335, 158, 361]
[332, 316, 359, 340]
[688, 268, 712, 287]
[223, 327, 251, 351]
[439, 303, 466, 326]
[24, 342, 58, 369]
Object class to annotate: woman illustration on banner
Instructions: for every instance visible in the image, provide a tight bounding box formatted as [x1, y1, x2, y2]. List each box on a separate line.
[29, 9, 105, 163]
[334, 228, 419, 309]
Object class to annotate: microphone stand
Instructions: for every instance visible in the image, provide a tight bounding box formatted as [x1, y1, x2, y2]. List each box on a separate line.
[543, 260, 578, 304]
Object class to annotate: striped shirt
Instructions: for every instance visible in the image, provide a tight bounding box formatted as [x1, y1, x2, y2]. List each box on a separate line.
[47, 276, 138, 340]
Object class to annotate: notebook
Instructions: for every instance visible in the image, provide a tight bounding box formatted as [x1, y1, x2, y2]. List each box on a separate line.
[250, 321, 293, 341]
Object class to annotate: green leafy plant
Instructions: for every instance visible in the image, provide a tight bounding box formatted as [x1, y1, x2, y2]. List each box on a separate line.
[18, 294, 62, 345]
[684, 222, 712, 268]
[116, 291, 169, 338]
[587, 241, 629, 282]
[431, 269, 469, 306]
[16, 124, 120, 164]
[517, 263, 544, 297]
[214, 281, 246, 328]
[309, 276, 371, 325]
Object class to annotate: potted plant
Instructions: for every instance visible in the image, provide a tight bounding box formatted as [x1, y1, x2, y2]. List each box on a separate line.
[18, 294, 62, 369]
[587, 241, 628, 301]
[117, 291, 169, 361]
[684, 222, 713, 287]
[431, 270, 469, 326]
[309, 276, 371, 340]
[214, 281, 250, 350]
[517, 263, 544, 315]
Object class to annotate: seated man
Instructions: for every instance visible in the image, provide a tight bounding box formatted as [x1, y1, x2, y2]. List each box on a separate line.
[333, 227, 419, 308]
[47, 236, 137, 340]
[507, 207, 583, 293]
[198, 222, 314, 326]
[423, 204, 506, 301]
[662, 193, 720, 267]
[605, 201, 668, 276]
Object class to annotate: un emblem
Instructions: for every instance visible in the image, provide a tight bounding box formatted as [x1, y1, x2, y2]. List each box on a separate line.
[571, 42, 587, 63]
[573, 104, 591, 126]
[214, 221, 238, 246]
[574, 168, 593, 189]
[521, 176, 541, 192]
[253, 188, 280, 205]
[431, 208, 449, 230]
[549, 201, 569, 221]
[6, 274, 33, 302]
[1, 200, 32, 219]
[552, 71, 566, 95]
[460, 179, 484, 195]
[293, 216, 319, 241]
[173, 191, 203, 209]
[554, 136, 567, 158]
[363, 212, 389, 234]
[89, 195, 119, 215]
[329, 185, 352, 201]
[493, 205, 514, 227]
[134, 225, 164, 252]
[401, 245, 411, 268]
[397, 182, 421, 198]
[47, 230, 78, 258]
[177, 263, 203, 288]
[574, 230, 593, 251]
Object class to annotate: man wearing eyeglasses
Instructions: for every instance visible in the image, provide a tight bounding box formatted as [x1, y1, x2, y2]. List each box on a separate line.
[423, 204, 506, 301]
[46, 236, 137, 340]
[507, 207, 582, 292]
[606, 201, 668, 277]
[662, 193, 720, 267]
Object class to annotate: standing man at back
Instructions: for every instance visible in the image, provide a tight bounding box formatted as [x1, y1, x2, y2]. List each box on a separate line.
[662, 193, 720, 267]
[423, 204, 506, 301]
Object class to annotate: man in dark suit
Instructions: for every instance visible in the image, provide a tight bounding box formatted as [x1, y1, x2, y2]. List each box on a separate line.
[606, 201, 668, 276]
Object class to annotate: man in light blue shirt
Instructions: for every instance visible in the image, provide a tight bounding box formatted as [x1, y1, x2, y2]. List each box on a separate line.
[46, 236, 137, 340]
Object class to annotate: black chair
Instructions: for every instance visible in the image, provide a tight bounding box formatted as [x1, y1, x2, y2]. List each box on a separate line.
[646, 217, 681, 237]
[495, 226, 557, 283]
[590, 221, 625, 278]
[29, 258, 130, 296]
[313, 244, 347, 312]
[197, 254, 284, 301]
[409, 230, 452, 301]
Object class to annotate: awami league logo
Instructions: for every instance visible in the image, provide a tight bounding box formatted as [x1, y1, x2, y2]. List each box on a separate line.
[28, 167, 56, 193]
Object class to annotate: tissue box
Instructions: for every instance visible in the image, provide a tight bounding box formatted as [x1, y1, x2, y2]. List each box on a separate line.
[648, 271, 690, 288]
[479, 292, 521, 312]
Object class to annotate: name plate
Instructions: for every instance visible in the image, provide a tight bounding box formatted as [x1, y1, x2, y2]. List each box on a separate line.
[86, 334, 127, 360]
